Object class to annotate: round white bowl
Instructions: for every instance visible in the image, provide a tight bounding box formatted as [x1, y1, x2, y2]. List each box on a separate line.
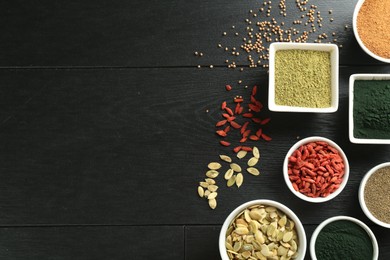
[353, 0, 390, 63]
[310, 216, 379, 260]
[283, 136, 350, 203]
[359, 162, 390, 228]
[219, 199, 307, 260]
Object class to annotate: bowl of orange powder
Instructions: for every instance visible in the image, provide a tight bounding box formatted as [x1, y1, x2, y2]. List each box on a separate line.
[353, 0, 390, 63]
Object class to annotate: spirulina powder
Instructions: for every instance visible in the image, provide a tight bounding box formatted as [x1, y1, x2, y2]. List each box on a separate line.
[274, 50, 331, 108]
[315, 220, 373, 260]
[353, 80, 390, 139]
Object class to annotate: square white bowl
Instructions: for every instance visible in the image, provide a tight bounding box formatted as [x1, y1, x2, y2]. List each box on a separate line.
[268, 42, 339, 113]
[349, 74, 390, 144]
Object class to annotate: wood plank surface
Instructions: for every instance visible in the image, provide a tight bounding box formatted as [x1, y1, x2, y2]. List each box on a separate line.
[0, 0, 377, 67]
[0, 65, 389, 226]
[0, 225, 184, 259]
[1, 0, 390, 259]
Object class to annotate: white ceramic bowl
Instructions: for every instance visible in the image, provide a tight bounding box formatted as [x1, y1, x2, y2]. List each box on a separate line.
[353, 0, 390, 63]
[359, 162, 390, 228]
[310, 216, 379, 260]
[219, 199, 307, 260]
[268, 42, 339, 113]
[349, 74, 390, 144]
[283, 136, 349, 203]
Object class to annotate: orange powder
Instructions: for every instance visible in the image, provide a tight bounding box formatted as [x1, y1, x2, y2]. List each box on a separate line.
[357, 0, 390, 58]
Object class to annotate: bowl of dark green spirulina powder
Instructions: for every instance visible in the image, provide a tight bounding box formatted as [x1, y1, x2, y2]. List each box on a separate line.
[310, 216, 378, 260]
[349, 74, 390, 144]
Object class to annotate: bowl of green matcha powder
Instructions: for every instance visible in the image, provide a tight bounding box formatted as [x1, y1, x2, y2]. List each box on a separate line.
[310, 216, 378, 260]
[268, 42, 339, 113]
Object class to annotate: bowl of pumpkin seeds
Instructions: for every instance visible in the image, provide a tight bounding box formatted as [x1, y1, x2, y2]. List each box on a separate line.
[219, 199, 306, 260]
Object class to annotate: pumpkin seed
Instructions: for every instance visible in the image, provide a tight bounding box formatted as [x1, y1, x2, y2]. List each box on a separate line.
[208, 198, 217, 209]
[208, 162, 222, 170]
[230, 163, 242, 172]
[227, 175, 236, 187]
[248, 157, 259, 167]
[236, 173, 243, 188]
[207, 192, 218, 200]
[224, 168, 234, 180]
[204, 190, 211, 198]
[206, 170, 219, 178]
[237, 150, 247, 159]
[199, 181, 209, 188]
[207, 184, 218, 192]
[283, 231, 293, 242]
[197, 186, 204, 197]
[219, 154, 232, 163]
[205, 178, 215, 185]
[247, 167, 260, 176]
[253, 146, 260, 159]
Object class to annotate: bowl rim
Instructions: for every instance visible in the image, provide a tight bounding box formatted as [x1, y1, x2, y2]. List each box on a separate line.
[283, 136, 350, 203]
[309, 215, 379, 260]
[352, 0, 390, 63]
[349, 74, 390, 144]
[219, 199, 307, 260]
[359, 162, 390, 228]
[268, 42, 339, 113]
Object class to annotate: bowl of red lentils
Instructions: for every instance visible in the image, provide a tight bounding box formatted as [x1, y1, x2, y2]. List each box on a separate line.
[359, 162, 390, 228]
[283, 136, 349, 203]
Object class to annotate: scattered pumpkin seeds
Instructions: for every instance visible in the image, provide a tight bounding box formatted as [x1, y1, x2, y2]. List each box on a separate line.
[220, 154, 232, 163]
[237, 150, 248, 159]
[209, 198, 217, 209]
[248, 157, 259, 167]
[227, 175, 236, 187]
[247, 167, 260, 176]
[253, 146, 260, 159]
[206, 170, 219, 178]
[198, 147, 263, 209]
[236, 173, 244, 188]
[230, 163, 242, 172]
[198, 186, 204, 197]
[208, 162, 222, 170]
[225, 204, 300, 259]
[208, 184, 219, 192]
[224, 168, 234, 180]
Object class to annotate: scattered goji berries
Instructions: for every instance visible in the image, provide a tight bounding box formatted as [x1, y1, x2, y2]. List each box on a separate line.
[287, 141, 345, 198]
[215, 85, 272, 152]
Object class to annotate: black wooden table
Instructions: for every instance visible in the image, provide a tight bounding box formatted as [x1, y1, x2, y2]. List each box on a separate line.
[0, 1, 389, 259]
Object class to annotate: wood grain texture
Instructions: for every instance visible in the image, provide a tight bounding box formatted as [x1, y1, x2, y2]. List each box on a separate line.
[0, 225, 184, 260]
[0, 0, 377, 67]
[0, 66, 390, 226]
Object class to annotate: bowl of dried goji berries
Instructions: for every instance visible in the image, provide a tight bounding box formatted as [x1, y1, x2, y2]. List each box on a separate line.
[283, 136, 349, 203]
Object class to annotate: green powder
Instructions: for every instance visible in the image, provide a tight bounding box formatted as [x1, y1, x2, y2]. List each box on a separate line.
[274, 50, 332, 108]
[315, 220, 373, 260]
[353, 80, 390, 139]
